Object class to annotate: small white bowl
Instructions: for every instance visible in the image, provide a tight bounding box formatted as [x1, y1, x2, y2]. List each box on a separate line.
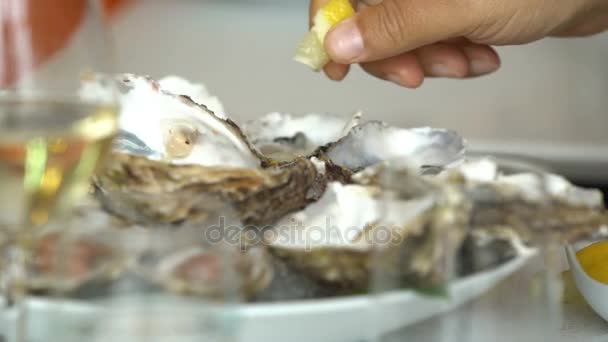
[565, 243, 608, 321]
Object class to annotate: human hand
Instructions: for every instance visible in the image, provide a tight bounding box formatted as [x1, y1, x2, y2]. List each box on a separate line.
[311, 0, 608, 87]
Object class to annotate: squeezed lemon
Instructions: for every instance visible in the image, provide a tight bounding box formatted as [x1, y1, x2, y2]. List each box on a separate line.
[294, 0, 356, 70]
[576, 240, 608, 284]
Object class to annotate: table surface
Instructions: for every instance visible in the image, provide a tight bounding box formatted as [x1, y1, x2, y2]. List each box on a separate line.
[385, 249, 608, 342]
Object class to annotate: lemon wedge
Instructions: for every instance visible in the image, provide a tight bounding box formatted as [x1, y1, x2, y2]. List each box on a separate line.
[294, 0, 356, 71]
[576, 241, 608, 284]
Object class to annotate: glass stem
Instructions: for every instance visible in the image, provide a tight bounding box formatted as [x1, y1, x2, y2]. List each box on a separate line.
[6, 240, 30, 342]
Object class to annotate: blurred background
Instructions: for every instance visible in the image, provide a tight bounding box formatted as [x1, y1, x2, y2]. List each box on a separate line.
[45, 0, 608, 184]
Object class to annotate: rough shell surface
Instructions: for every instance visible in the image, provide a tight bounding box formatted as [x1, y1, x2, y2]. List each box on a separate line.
[84, 74, 608, 296]
[95, 153, 327, 226]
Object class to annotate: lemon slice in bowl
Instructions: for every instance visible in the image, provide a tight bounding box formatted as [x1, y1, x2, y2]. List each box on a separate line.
[294, 0, 356, 71]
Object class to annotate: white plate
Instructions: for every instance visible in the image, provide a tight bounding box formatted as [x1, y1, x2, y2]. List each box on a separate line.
[1, 252, 533, 342]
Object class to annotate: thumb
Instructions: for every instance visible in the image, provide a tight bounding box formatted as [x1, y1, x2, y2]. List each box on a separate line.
[325, 0, 477, 63]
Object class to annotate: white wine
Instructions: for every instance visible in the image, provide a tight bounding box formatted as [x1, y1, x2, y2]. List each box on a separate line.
[0, 100, 118, 231]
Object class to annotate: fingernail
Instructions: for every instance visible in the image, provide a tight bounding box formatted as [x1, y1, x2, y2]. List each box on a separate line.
[429, 63, 462, 78]
[470, 58, 499, 76]
[326, 18, 364, 62]
[387, 74, 403, 86]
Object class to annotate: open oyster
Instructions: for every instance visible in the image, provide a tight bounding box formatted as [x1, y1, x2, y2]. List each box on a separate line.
[242, 111, 359, 161]
[27, 204, 129, 294]
[265, 158, 607, 290]
[91, 75, 324, 225]
[324, 122, 466, 171]
[93, 75, 461, 227]
[84, 74, 608, 299]
[137, 244, 273, 300]
[265, 180, 469, 289]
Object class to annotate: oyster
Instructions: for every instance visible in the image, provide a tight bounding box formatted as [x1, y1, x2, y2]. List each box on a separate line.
[141, 245, 273, 300]
[243, 111, 359, 161]
[27, 204, 129, 294]
[90, 75, 330, 225]
[157, 75, 226, 117]
[83, 73, 608, 299]
[96, 153, 321, 225]
[455, 160, 607, 247]
[265, 158, 608, 290]
[92, 75, 468, 226]
[115, 74, 261, 168]
[265, 178, 469, 289]
[324, 122, 466, 171]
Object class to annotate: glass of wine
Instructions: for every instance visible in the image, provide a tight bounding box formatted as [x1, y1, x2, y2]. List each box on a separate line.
[0, 1, 117, 340]
[30, 197, 244, 342]
[369, 161, 468, 341]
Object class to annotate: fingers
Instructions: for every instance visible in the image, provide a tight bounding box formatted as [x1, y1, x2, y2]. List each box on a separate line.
[324, 62, 351, 81]
[415, 44, 469, 78]
[361, 0, 383, 4]
[325, 0, 477, 63]
[310, 0, 353, 80]
[360, 52, 424, 88]
[310, 0, 498, 85]
[415, 43, 500, 78]
[357, 42, 500, 87]
[460, 44, 501, 77]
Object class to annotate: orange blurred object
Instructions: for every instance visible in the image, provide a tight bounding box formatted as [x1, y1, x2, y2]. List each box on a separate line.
[0, 0, 129, 86]
[0, 145, 25, 167]
[104, 0, 130, 16]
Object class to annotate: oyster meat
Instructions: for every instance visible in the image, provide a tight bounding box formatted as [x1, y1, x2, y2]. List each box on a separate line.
[324, 122, 466, 171]
[243, 111, 359, 161]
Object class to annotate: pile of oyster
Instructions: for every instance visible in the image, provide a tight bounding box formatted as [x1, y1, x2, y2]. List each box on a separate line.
[28, 74, 608, 301]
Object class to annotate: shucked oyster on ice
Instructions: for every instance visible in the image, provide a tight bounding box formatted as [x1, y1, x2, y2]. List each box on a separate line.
[85, 73, 608, 299]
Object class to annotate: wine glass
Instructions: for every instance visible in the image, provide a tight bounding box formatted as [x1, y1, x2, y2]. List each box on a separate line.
[31, 197, 244, 342]
[370, 161, 469, 341]
[0, 1, 117, 340]
[463, 165, 563, 342]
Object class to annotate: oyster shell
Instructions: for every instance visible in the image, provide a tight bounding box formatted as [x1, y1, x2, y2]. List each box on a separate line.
[445, 159, 606, 241]
[243, 111, 359, 161]
[117, 74, 261, 168]
[266, 158, 607, 289]
[90, 75, 332, 225]
[92, 75, 470, 227]
[84, 73, 608, 299]
[157, 75, 226, 117]
[96, 153, 321, 225]
[265, 178, 470, 289]
[324, 122, 466, 171]
[143, 245, 273, 300]
[27, 204, 129, 294]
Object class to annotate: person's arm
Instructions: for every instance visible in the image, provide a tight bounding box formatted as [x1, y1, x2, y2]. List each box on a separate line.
[311, 0, 608, 87]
